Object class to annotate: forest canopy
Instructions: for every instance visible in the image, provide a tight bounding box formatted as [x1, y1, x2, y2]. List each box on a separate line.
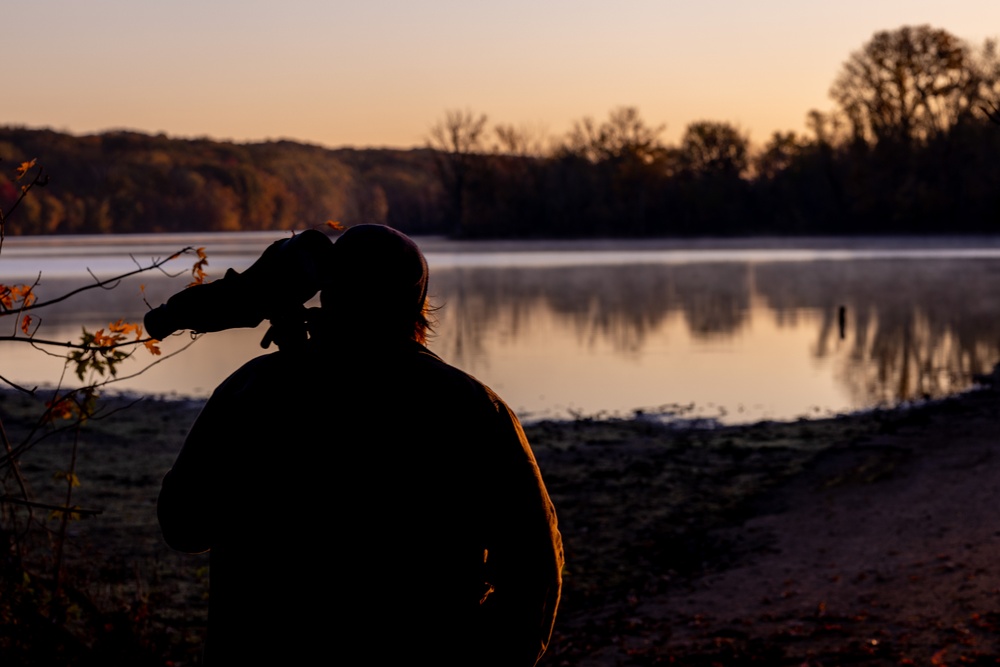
[3, 25, 1000, 239]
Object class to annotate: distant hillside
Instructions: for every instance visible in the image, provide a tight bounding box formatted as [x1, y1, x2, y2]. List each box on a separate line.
[5, 105, 1000, 240]
[0, 127, 446, 235]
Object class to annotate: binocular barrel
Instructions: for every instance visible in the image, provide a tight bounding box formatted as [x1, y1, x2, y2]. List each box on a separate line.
[144, 229, 336, 341]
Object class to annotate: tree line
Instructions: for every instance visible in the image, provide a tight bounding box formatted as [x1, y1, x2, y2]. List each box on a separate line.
[3, 24, 1000, 239]
[0, 131, 446, 235]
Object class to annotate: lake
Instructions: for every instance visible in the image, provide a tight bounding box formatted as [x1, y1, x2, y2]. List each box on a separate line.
[5, 232, 1000, 424]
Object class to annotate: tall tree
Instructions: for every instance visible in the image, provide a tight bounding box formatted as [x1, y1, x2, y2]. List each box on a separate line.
[754, 131, 804, 180]
[427, 109, 488, 235]
[559, 108, 669, 235]
[677, 121, 749, 178]
[830, 25, 999, 145]
[563, 106, 665, 164]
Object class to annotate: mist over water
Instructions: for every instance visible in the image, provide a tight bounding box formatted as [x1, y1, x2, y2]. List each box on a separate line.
[5, 233, 1000, 424]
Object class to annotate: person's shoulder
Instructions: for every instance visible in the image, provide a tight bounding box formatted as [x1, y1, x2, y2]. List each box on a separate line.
[410, 343, 480, 384]
[230, 351, 283, 379]
[210, 350, 290, 398]
[409, 343, 510, 411]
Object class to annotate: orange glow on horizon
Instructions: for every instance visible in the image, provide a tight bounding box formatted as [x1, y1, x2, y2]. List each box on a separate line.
[6, 1, 1000, 150]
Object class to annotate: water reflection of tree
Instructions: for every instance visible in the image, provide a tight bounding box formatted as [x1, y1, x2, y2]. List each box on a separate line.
[430, 263, 751, 367]
[754, 259, 1000, 406]
[432, 258, 1000, 408]
[36, 251, 999, 410]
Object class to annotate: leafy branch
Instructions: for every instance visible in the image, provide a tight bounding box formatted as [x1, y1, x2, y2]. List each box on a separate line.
[0, 156, 207, 648]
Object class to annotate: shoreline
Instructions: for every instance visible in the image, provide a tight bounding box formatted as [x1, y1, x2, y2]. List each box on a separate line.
[2, 385, 999, 664]
[543, 384, 1000, 665]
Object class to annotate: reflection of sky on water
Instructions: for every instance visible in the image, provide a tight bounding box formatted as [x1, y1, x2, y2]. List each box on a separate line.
[5, 234, 1000, 424]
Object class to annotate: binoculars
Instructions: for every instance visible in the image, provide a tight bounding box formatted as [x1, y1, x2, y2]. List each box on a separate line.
[144, 229, 335, 349]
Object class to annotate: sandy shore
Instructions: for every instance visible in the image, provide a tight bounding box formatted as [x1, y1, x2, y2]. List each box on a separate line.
[3, 382, 1000, 665]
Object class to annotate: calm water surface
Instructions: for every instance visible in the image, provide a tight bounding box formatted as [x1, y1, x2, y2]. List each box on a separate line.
[5, 232, 1000, 424]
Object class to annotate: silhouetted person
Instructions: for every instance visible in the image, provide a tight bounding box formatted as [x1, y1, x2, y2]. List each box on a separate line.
[157, 225, 563, 666]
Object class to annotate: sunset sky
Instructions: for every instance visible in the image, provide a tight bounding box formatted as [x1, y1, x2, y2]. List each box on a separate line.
[7, 1, 1000, 151]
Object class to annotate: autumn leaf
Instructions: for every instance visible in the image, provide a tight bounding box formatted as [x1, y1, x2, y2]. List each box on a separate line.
[188, 246, 209, 287]
[20, 315, 31, 335]
[45, 395, 78, 422]
[68, 327, 130, 380]
[107, 317, 162, 356]
[0, 284, 35, 311]
[15, 159, 36, 180]
[108, 318, 142, 339]
[326, 220, 345, 231]
[18, 285, 36, 306]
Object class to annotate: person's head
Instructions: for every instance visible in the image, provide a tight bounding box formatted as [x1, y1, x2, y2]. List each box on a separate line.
[321, 224, 431, 344]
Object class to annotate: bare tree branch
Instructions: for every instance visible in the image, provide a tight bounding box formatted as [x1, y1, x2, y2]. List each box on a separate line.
[7, 247, 195, 315]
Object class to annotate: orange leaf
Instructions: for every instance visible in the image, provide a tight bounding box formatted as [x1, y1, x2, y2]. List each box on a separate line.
[0, 284, 34, 310]
[91, 328, 122, 348]
[188, 247, 209, 287]
[12, 285, 34, 305]
[45, 396, 77, 422]
[108, 319, 142, 339]
[326, 220, 345, 231]
[144, 339, 162, 356]
[15, 159, 36, 180]
[20, 315, 31, 335]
